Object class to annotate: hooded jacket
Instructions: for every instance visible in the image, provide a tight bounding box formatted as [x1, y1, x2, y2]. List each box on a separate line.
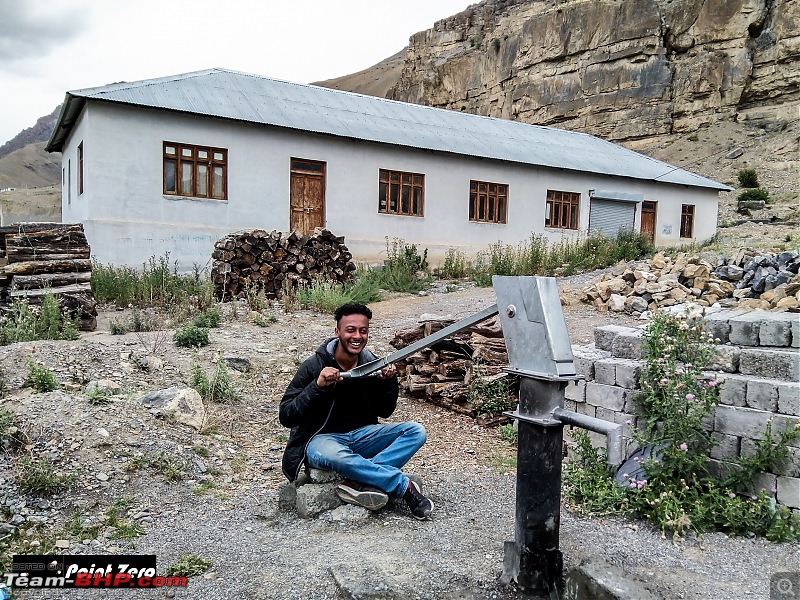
[279, 338, 399, 481]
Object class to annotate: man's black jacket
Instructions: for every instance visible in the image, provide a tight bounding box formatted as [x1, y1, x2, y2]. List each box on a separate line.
[279, 338, 399, 481]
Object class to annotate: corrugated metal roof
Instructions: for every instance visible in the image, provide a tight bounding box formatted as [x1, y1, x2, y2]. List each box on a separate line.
[47, 68, 729, 191]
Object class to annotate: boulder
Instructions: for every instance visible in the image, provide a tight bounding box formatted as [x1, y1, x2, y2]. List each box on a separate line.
[138, 387, 206, 430]
[607, 294, 626, 312]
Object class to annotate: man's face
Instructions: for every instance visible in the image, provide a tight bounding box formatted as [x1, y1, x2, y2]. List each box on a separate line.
[335, 313, 370, 357]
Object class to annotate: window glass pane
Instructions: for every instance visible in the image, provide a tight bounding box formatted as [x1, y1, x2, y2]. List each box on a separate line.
[488, 197, 495, 221]
[391, 173, 400, 182]
[413, 188, 422, 215]
[197, 164, 208, 196]
[498, 198, 505, 222]
[413, 175, 423, 185]
[545, 201, 552, 226]
[478, 196, 485, 220]
[212, 166, 223, 197]
[182, 148, 192, 157]
[401, 187, 410, 214]
[165, 146, 176, 155]
[213, 152, 224, 161]
[390, 183, 398, 212]
[165, 160, 176, 192]
[553, 204, 560, 226]
[181, 163, 193, 195]
[379, 182, 387, 211]
[570, 206, 577, 229]
[469, 193, 475, 219]
[198, 150, 208, 159]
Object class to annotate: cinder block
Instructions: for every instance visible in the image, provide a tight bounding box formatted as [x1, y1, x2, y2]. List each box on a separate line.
[751, 472, 778, 496]
[714, 405, 773, 440]
[585, 382, 627, 411]
[718, 374, 748, 407]
[759, 313, 794, 347]
[565, 380, 586, 403]
[710, 432, 740, 460]
[296, 482, 341, 518]
[774, 415, 800, 448]
[740, 348, 800, 382]
[778, 382, 800, 416]
[614, 359, 642, 390]
[576, 402, 596, 418]
[708, 345, 740, 373]
[595, 407, 617, 423]
[612, 330, 644, 359]
[729, 312, 765, 346]
[792, 317, 800, 348]
[571, 346, 611, 381]
[594, 359, 617, 385]
[564, 399, 578, 413]
[777, 476, 800, 509]
[702, 310, 744, 344]
[746, 379, 781, 412]
[594, 325, 636, 352]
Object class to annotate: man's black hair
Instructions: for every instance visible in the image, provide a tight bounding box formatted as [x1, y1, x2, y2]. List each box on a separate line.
[334, 303, 372, 324]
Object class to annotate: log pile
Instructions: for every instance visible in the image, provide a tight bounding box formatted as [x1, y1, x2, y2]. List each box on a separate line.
[391, 315, 517, 425]
[211, 228, 357, 300]
[0, 223, 97, 330]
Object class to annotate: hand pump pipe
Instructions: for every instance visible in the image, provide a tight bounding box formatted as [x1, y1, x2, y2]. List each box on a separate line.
[342, 276, 624, 595]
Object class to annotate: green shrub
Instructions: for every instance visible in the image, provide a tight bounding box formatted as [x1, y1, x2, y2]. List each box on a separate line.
[173, 325, 209, 348]
[469, 371, 516, 416]
[165, 553, 212, 577]
[737, 168, 759, 188]
[499, 424, 518, 445]
[192, 306, 222, 329]
[0, 406, 24, 452]
[564, 310, 800, 542]
[24, 360, 58, 392]
[737, 188, 770, 204]
[191, 355, 237, 404]
[0, 293, 80, 345]
[17, 457, 75, 495]
[366, 238, 431, 293]
[295, 273, 381, 313]
[441, 248, 468, 279]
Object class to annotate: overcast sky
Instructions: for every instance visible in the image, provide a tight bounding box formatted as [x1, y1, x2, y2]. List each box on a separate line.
[0, 0, 471, 146]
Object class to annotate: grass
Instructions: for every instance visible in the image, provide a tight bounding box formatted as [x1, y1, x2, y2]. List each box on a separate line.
[165, 553, 212, 577]
[0, 293, 80, 345]
[17, 457, 75, 495]
[191, 355, 237, 404]
[24, 360, 58, 392]
[125, 450, 188, 483]
[91, 253, 214, 312]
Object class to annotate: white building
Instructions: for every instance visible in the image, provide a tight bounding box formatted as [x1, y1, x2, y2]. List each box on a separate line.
[46, 68, 728, 270]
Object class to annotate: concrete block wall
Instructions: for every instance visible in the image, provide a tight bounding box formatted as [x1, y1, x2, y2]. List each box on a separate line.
[568, 312, 800, 512]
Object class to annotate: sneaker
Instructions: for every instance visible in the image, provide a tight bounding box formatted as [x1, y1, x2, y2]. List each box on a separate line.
[336, 480, 389, 511]
[403, 480, 434, 520]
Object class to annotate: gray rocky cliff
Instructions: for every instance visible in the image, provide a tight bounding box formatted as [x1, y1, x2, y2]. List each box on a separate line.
[388, 0, 798, 141]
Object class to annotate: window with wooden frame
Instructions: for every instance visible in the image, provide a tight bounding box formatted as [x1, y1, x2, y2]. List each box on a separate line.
[378, 169, 424, 217]
[544, 190, 580, 230]
[680, 204, 695, 238]
[469, 180, 508, 224]
[78, 142, 84, 195]
[163, 142, 227, 200]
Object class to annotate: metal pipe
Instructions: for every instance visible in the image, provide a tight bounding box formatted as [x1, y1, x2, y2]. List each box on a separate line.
[552, 407, 624, 466]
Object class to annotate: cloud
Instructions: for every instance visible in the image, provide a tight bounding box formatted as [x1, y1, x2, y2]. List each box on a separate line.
[0, 0, 90, 64]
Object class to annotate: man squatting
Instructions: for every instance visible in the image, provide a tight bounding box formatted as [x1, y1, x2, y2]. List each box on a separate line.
[279, 303, 434, 519]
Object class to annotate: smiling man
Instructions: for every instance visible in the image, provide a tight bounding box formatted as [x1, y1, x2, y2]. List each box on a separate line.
[279, 303, 433, 520]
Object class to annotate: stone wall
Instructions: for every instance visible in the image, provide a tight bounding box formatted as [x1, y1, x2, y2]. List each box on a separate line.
[390, 0, 800, 142]
[567, 313, 800, 512]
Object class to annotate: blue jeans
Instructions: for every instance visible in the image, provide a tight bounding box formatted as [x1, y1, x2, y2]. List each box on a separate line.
[306, 422, 426, 498]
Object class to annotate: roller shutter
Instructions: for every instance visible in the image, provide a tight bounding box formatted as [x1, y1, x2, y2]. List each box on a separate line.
[588, 192, 640, 238]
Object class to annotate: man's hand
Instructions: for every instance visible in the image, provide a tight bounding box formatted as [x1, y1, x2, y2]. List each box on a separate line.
[377, 364, 397, 380]
[317, 366, 342, 388]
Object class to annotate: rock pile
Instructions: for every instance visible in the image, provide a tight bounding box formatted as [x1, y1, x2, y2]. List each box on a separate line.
[211, 228, 357, 301]
[581, 249, 800, 314]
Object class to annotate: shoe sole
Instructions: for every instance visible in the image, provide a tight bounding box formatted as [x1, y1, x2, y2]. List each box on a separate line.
[336, 484, 389, 511]
[409, 498, 434, 520]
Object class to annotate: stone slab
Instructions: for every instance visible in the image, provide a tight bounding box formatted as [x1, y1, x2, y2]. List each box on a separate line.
[594, 325, 637, 352]
[714, 405, 773, 440]
[718, 374, 748, 407]
[585, 382, 627, 411]
[759, 313, 795, 347]
[710, 432, 740, 460]
[707, 345, 740, 373]
[565, 379, 586, 403]
[614, 359, 642, 390]
[777, 477, 800, 509]
[566, 558, 659, 600]
[778, 382, 800, 417]
[729, 312, 767, 346]
[746, 378, 781, 412]
[594, 359, 617, 386]
[611, 330, 644, 359]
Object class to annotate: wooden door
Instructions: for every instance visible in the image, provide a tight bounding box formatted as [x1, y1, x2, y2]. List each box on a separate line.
[640, 201, 657, 244]
[289, 158, 326, 235]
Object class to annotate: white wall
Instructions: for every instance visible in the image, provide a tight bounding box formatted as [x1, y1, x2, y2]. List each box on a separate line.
[65, 102, 720, 270]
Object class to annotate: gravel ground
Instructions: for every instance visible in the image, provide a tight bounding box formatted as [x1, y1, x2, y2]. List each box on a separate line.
[3, 274, 798, 599]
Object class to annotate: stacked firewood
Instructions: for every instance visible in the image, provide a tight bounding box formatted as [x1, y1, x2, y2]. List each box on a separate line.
[0, 223, 97, 330]
[211, 228, 357, 300]
[391, 315, 517, 425]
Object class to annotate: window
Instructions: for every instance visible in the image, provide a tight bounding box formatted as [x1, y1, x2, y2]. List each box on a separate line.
[680, 204, 695, 238]
[378, 169, 424, 217]
[163, 142, 227, 200]
[545, 190, 580, 230]
[78, 142, 84, 195]
[469, 181, 507, 224]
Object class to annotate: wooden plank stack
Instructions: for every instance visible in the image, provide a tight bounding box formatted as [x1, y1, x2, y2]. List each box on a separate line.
[391, 315, 518, 425]
[0, 222, 97, 330]
[211, 228, 357, 300]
